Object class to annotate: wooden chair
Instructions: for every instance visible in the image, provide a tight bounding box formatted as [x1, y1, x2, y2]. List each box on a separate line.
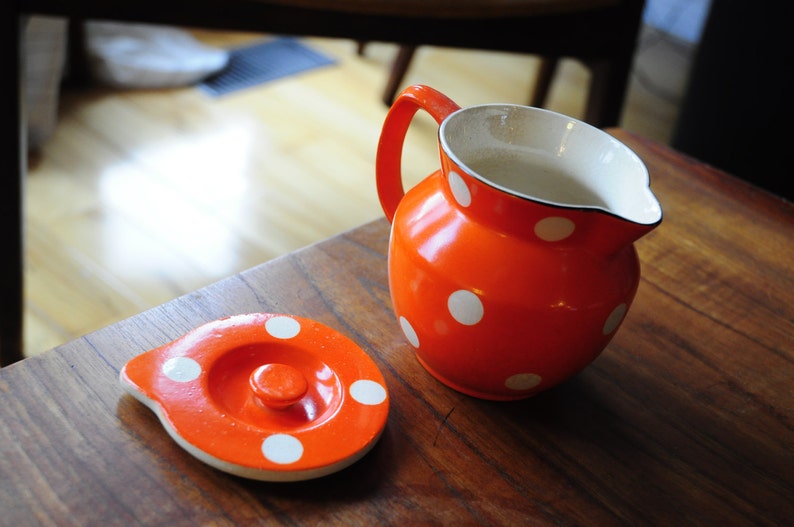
[356, 0, 646, 124]
[362, 43, 562, 110]
[4, 0, 645, 365]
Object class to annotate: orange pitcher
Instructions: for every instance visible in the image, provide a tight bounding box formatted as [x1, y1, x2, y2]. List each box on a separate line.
[376, 85, 662, 400]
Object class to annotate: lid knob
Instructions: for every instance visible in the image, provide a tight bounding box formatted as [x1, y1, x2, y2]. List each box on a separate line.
[250, 363, 309, 410]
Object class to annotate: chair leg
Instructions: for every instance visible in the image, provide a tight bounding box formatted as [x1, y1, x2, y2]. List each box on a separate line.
[2, 12, 26, 366]
[62, 18, 91, 87]
[382, 45, 417, 106]
[529, 56, 558, 108]
[582, 0, 644, 129]
[583, 56, 633, 129]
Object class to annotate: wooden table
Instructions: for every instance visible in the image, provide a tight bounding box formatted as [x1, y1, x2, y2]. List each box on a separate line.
[2, 130, 792, 525]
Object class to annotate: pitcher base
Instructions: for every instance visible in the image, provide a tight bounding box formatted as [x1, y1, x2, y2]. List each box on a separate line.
[415, 354, 537, 402]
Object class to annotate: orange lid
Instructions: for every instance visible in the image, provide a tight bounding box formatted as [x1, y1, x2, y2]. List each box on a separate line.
[120, 313, 389, 481]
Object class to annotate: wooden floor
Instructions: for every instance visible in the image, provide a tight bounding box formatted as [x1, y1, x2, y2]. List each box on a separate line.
[24, 26, 694, 357]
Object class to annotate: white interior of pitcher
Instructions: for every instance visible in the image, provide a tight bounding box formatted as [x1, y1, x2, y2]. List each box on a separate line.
[439, 104, 662, 225]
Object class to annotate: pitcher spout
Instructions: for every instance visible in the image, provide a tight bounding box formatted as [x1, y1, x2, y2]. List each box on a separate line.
[556, 128, 663, 256]
[581, 184, 662, 258]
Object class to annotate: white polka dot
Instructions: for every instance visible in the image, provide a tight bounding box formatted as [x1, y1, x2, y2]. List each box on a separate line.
[265, 316, 301, 339]
[448, 290, 484, 326]
[448, 171, 471, 207]
[349, 380, 387, 405]
[534, 216, 575, 241]
[505, 373, 542, 391]
[603, 303, 627, 335]
[162, 357, 201, 382]
[261, 434, 304, 464]
[400, 316, 420, 348]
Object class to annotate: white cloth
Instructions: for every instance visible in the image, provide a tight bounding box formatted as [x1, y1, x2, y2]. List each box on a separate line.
[85, 22, 229, 88]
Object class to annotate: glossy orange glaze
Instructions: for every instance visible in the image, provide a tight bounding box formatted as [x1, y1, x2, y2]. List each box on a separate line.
[376, 85, 661, 400]
[120, 313, 389, 481]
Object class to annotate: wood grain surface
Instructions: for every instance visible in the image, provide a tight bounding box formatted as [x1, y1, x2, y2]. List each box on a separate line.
[2, 130, 792, 526]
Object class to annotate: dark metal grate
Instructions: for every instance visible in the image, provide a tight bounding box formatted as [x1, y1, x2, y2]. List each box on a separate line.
[199, 37, 336, 97]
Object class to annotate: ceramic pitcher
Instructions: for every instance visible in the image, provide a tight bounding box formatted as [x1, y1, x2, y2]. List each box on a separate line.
[376, 85, 662, 401]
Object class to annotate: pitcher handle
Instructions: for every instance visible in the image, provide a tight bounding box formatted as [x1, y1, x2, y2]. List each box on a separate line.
[376, 85, 461, 223]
